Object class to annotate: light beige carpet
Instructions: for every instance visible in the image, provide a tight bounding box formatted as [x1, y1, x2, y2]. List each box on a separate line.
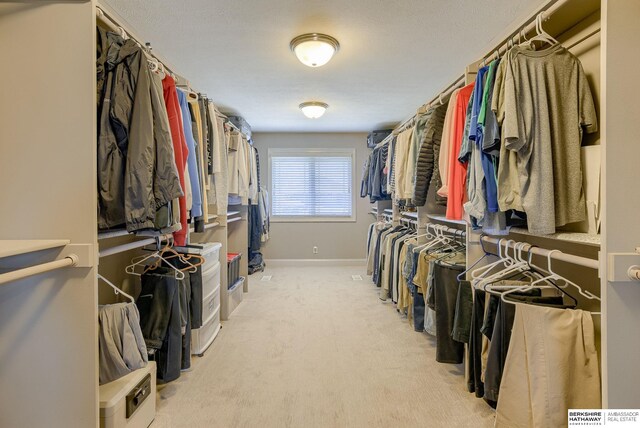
[151, 265, 495, 428]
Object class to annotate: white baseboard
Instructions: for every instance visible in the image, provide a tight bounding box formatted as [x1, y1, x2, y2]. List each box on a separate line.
[265, 259, 366, 268]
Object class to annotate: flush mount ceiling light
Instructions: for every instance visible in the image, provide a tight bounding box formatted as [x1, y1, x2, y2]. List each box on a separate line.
[290, 33, 340, 67]
[299, 102, 328, 119]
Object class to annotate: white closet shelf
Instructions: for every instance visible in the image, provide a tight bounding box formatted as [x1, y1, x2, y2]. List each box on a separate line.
[383, 209, 393, 214]
[190, 221, 221, 233]
[227, 211, 240, 216]
[427, 214, 466, 226]
[227, 217, 242, 224]
[507, 227, 601, 247]
[401, 212, 418, 219]
[0, 240, 70, 259]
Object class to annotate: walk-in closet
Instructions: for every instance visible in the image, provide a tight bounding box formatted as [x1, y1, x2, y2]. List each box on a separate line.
[1, 0, 639, 427]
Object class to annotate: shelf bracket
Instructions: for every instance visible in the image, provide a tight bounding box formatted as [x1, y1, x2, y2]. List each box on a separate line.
[607, 250, 640, 282]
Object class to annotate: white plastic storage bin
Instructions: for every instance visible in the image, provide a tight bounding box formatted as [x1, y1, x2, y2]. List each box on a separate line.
[191, 304, 221, 356]
[227, 276, 245, 317]
[100, 362, 156, 428]
[202, 261, 221, 298]
[175, 242, 222, 271]
[202, 283, 221, 322]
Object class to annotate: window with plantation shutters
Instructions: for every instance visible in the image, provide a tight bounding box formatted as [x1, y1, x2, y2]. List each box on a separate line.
[269, 148, 355, 221]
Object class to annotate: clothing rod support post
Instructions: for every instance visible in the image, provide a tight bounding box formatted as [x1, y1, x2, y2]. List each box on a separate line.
[0, 255, 78, 286]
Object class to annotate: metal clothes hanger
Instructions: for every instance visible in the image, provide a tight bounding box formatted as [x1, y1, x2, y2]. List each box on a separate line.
[98, 274, 135, 303]
[125, 240, 186, 280]
[145, 242, 204, 274]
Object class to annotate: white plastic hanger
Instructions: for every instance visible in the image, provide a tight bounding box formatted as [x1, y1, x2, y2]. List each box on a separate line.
[521, 12, 558, 50]
[481, 242, 543, 293]
[117, 26, 128, 40]
[524, 250, 600, 301]
[98, 274, 135, 303]
[474, 241, 528, 290]
[470, 238, 513, 281]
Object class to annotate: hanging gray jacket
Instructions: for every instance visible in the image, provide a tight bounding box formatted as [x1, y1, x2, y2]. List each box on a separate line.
[412, 103, 448, 207]
[97, 28, 182, 231]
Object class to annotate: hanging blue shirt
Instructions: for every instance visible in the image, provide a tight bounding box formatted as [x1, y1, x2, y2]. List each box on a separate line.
[469, 66, 499, 213]
[177, 90, 203, 218]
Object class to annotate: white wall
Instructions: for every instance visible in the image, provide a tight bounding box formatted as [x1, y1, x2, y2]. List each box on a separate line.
[0, 2, 98, 427]
[253, 132, 371, 260]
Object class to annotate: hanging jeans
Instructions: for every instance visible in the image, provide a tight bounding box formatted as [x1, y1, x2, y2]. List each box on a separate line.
[467, 289, 488, 400]
[137, 269, 182, 383]
[178, 273, 192, 371]
[432, 261, 465, 364]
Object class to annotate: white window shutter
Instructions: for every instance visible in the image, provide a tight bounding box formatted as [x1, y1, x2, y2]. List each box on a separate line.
[271, 152, 353, 218]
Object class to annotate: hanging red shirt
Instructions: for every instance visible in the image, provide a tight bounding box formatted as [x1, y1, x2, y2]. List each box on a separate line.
[162, 76, 189, 246]
[446, 83, 474, 220]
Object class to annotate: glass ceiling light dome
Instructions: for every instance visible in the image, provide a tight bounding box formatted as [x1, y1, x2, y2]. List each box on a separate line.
[299, 102, 328, 119]
[290, 33, 340, 67]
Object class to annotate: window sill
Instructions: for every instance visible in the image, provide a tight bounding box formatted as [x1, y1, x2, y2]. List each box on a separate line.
[271, 216, 357, 223]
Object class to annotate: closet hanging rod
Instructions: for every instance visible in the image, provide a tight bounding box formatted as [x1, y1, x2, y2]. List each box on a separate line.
[377, 0, 594, 145]
[225, 120, 247, 138]
[0, 255, 78, 286]
[478, 0, 594, 65]
[425, 223, 467, 237]
[386, 73, 466, 140]
[98, 229, 130, 240]
[480, 235, 599, 270]
[96, 6, 180, 81]
[373, 73, 465, 150]
[374, 133, 394, 149]
[191, 221, 221, 233]
[565, 27, 601, 51]
[415, 75, 466, 115]
[99, 238, 156, 258]
[204, 221, 221, 230]
[98, 231, 172, 258]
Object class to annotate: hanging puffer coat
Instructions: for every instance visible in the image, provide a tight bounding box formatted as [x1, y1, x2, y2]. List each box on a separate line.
[97, 27, 182, 231]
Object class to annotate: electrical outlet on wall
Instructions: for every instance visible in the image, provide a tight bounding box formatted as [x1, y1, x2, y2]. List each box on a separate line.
[313, 246, 318, 254]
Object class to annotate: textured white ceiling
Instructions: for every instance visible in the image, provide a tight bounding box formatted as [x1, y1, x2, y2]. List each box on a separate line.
[102, 0, 542, 132]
